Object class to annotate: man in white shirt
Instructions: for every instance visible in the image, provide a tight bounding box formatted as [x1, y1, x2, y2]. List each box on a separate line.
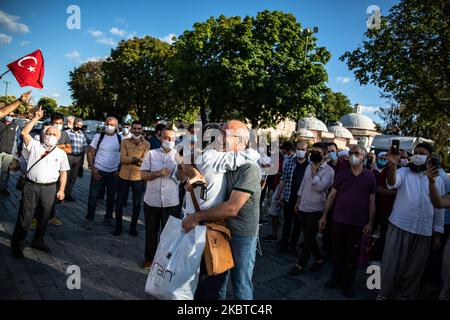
[85, 117, 121, 229]
[11, 107, 70, 258]
[378, 143, 445, 300]
[140, 128, 180, 270]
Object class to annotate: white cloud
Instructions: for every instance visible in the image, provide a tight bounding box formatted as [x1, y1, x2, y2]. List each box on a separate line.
[360, 105, 380, 114]
[65, 50, 81, 59]
[20, 40, 30, 46]
[0, 33, 12, 45]
[89, 29, 103, 37]
[0, 10, 29, 33]
[96, 37, 117, 46]
[336, 76, 351, 84]
[84, 56, 107, 63]
[110, 27, 126, 37]
[160, 33, 176, 45]
[51, 93, 60, 98]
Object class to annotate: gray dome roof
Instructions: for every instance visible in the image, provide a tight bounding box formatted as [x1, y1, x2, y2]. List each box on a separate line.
[298, 116, 328, 132]
[328, 122, 354, 139]
[297, 128, 315, 138]
[340, 104, 376, 130]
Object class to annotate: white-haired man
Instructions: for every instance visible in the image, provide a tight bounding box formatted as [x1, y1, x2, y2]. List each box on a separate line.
[11, 107, 69, 258]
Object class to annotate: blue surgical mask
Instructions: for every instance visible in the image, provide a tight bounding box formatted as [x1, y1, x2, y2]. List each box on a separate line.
[377, 159, 388, 168]
[328, 151, 338, 161]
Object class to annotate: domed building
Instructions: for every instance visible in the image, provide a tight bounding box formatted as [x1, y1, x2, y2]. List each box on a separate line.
[296, 115, 335, 143]
[340, 104, 379, 151]
[328, 122, 358, 149]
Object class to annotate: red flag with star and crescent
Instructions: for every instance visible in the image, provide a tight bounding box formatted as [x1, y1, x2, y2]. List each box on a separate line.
[7, 49, 45, 89]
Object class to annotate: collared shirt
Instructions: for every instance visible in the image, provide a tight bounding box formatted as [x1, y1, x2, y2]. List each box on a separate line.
[119, 137, 150, 181]
[328, 157, 350, 178]
[25, 139, 70, 184]
[332, 167, 377, 227]
[141, 147, 179, 208]
[388, 167, 445, 236]
[67, 129, 88, 155]
[149, 135, 162, 150]
[298, 162, 334, 213]
[281, 155, 297, 200]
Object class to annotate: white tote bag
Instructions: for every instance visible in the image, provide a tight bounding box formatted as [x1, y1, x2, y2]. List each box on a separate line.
[145, 215, 206, 300]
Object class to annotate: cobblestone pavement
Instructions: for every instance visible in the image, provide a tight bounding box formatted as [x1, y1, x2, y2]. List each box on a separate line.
[0, 165, 378, 300]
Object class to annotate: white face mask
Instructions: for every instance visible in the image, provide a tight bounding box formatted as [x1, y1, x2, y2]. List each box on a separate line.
[349, 155, 362, 166]
[44, 135, 58, 147]
[399, 158, 409, 167]
[105, 125, 115, 134]
[55, 124, 63, 131]
[123, 128, 130, 135]
[411, 154, 427, 166]
[296, 150, 306, 159]
[132, 134, 142, 140]
[162, 140, 175, 151]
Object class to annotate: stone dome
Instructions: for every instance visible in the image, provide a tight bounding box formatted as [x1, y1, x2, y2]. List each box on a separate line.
[340, 104, 376, 131]
[328, 122, 354, 139]
[298, 116, 328, 132]
[297, 128, 315, 138]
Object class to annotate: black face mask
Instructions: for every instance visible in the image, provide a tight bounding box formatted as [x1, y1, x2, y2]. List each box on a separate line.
[73, 126, 82, 131]
[310, 151, 323, 164]
[409, 163, 427, 173]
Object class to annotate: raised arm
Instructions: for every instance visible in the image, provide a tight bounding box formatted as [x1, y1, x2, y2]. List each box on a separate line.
[0, 91, 31, 118]
[21, 106, 43, 146]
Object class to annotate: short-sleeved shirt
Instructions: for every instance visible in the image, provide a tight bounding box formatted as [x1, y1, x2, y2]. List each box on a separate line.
[226, 163, 261, 237]
[25, 139, 70, 184]
[332, 167, 377, 227]
[328, 157, 350, 178]
[58, 131, 71, 146]
[90, 133, 121, 172]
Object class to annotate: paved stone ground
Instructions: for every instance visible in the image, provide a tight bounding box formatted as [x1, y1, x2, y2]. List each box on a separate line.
[0, 165, 379, 300]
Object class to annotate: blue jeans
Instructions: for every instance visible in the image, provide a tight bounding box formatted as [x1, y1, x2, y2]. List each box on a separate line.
[218, 235, 257, 300]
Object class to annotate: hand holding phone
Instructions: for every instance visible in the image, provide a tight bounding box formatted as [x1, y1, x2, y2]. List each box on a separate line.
[390, 139, 400, 155]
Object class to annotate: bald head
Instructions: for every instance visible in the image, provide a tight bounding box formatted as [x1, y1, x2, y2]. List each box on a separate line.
[44, 126, 61, 139]
[222, 120, 250, 152]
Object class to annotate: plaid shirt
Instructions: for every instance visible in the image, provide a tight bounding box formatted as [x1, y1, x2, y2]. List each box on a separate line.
[67, 129, 88, 155]
[281, 155, 297, 200]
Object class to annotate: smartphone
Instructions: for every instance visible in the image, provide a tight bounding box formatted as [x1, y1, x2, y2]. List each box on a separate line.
[390, 139, 400, 155]
[430, 156, 440, 169]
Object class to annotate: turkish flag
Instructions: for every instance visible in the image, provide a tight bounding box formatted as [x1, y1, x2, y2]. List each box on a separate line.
[7, 49, 44, 89]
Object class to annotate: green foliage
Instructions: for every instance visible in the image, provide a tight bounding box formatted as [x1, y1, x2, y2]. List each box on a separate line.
[37, 97, 58, 115]
[315, 89, 352, 125]
[0, 95, 28, 114]
[171, 10, 331, 127]
[340, 0, 450, 164]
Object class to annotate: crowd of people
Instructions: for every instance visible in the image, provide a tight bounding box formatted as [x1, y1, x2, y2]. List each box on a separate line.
[0, 91, 449, 301]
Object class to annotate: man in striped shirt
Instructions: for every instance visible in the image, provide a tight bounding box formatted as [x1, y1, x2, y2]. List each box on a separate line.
[65, 118, 88, 201]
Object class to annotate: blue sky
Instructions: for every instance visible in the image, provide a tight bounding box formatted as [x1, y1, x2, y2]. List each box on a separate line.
[0, 0, 399, 123]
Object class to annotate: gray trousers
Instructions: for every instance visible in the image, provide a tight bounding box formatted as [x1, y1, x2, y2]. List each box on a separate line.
[11, 180, 57, 248]
[66, 154, 84, 197]
[440, 240, 450, 300]
[0, 152, 15, 191]
[380, 223, 431, 299]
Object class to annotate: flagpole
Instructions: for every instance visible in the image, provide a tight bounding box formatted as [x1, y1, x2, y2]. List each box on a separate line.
[0, 70, 10, 80]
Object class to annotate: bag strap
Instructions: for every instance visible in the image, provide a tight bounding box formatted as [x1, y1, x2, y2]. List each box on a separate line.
[26, 146, 56, 175]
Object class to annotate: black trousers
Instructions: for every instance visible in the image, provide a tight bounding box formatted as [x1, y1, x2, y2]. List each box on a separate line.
[297, 211, 322, 267]
[115, 178, 143, 230]
[422, 224, 450, 286]
[280, 199, 302, 249]
[86, 171, 118, 221]
[11, 181, 56, 250]
[194, 256, 227, 300]
[143, 203, 180, 261]
[322, 206, 334, 255]
[66, 154, 84, 197]
[331, 221, 363, 285]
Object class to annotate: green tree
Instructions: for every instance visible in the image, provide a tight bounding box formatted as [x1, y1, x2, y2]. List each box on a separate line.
[68, 60, 111, 120]
[103, 36, 175, 124]
[37, 97, 58, 115]
[340, 0, 450, 161]
[315, 89, 353, 125]
[0, 95, 28, 114]
[172, 10, 331, 127]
